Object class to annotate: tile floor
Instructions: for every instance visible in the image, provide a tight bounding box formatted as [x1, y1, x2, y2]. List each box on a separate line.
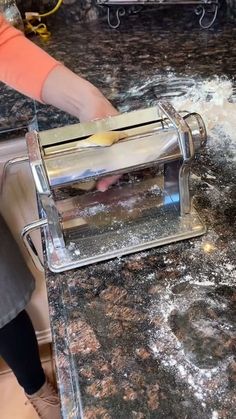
[0, 344, 55, 419]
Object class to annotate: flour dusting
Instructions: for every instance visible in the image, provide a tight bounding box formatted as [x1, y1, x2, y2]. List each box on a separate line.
[171, 76, 236, 145]
[119, 74, 236, 156]
[126, 74, 236, 414]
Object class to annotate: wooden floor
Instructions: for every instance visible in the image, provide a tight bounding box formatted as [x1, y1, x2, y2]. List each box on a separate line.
[0, 344, 55, 419]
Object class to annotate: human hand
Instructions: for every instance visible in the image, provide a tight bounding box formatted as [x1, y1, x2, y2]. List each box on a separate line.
[42, 65, 121, 192]
[78, 87, 121, 192]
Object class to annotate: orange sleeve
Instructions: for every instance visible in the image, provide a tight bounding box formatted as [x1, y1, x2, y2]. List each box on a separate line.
[0, 15, 61, 102]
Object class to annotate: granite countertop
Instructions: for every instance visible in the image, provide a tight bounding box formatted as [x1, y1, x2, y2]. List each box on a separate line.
[1, 7, 236, 419]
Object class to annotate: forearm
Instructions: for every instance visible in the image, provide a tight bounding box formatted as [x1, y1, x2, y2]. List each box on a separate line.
[0, 16, 59, 101]
[41, 65, 117, 122]
[0, 14, 117, 124]
[0, 15, 117, 122]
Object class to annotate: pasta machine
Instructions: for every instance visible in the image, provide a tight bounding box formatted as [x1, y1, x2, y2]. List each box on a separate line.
[21, 101, 207, 273]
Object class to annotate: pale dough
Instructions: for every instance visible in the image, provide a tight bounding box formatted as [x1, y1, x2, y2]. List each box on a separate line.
[73, 130, 127, 190]
[86, 130, 127, 147]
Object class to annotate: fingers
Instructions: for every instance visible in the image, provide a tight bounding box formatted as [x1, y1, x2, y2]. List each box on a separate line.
[96, 175, 121, 192]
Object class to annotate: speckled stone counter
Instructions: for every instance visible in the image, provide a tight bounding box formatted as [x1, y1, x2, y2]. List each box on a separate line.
[0, 7, 236, 419]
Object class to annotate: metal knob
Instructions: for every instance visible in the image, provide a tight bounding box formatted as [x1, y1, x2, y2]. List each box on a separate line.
[184, 112, 207, 152]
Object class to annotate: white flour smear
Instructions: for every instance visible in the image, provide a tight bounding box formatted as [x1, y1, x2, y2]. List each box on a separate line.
[171, 76, 236, 148]
[153, 77, 235, 415]
[118, 74, 236, 417]
[119, 74, 236, 157]
[147, 240, 236, 416]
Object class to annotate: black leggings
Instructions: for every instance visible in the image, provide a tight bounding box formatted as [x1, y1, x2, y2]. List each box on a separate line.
[0, 310, 46, 395]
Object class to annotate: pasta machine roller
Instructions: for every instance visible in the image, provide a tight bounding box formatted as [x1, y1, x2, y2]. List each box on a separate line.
[22, 101, 207, 272]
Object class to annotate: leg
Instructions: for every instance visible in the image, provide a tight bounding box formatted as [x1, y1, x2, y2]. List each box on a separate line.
[0, 309, 45, 394]
[0, 309, 61, 418]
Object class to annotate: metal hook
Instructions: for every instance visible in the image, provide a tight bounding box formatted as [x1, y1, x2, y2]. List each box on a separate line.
[195, 2, 219, 29]
[107, 7, 125, 29]
[21, 218, 48, 272]
[0, 156, 29, 196]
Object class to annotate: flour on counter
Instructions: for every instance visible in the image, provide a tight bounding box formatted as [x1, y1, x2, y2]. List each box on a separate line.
[146, 226, 235, 414]
[119, 74, 236, 153]
[171, 76, 236, 146]
[109, 72, 236, 417]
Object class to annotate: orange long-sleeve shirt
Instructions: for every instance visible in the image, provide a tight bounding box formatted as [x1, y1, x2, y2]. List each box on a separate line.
[0, 15, 60, 102]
